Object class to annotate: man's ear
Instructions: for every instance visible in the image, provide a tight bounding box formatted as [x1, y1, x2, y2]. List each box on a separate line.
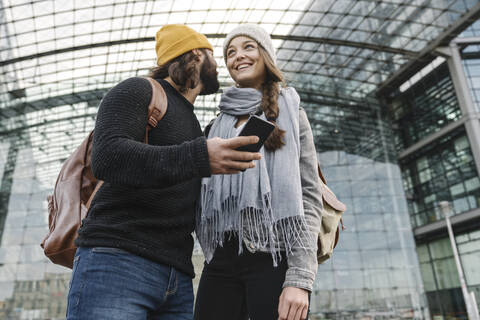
[192, 48, 202, 61]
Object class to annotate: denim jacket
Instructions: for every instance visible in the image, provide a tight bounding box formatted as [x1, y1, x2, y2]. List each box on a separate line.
[243, 107, 323, 292]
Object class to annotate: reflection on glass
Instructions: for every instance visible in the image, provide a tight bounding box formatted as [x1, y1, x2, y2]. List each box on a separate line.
[417, 230, 480, 318]
[400, 128, 480, 228]
[392, 63, 462, 152]
[462, 52, 480, 112]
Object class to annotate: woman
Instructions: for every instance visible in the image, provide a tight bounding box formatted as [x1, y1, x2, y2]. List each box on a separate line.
[195, 24, 323, 320]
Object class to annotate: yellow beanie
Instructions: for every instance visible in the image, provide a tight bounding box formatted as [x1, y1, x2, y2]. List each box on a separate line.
[155, 24, 213, 66]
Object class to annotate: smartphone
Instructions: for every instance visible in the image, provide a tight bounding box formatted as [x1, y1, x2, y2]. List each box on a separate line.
[236, 115, 275, 152]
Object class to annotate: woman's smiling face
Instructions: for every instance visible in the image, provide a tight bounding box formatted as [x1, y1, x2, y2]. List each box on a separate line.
[225, 36, 267, 90]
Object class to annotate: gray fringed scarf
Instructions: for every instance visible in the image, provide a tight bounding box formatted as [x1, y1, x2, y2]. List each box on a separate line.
[196, 86, 309, 266]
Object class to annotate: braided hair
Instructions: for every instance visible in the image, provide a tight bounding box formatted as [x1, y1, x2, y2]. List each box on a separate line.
[258, 46, 286, 151]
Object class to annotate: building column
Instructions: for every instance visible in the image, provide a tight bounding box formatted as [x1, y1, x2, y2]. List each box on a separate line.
[444, 43, 480, 178]
[0, 138, 18, 245]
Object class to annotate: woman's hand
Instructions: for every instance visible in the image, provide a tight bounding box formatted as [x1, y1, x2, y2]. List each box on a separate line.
[278, 286, 309, 320]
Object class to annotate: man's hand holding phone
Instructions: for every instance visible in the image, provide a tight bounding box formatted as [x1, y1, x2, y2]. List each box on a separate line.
[207, 115, 275, 174]
[207, 136, 262, 174]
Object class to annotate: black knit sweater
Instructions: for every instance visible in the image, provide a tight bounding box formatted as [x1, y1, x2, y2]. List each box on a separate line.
[76, 77, 211, 277]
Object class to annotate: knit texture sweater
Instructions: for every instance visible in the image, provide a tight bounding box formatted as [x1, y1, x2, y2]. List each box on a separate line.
[76, 77, 211, 278]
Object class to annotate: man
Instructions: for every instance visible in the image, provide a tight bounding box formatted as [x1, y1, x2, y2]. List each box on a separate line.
[66, 24, 261, 320]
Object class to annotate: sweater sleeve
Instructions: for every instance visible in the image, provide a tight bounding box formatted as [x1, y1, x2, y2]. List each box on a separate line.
[283, 107, 323, 292]
[91, 77, 211, 188]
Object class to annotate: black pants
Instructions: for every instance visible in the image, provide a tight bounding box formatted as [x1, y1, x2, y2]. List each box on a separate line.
[194, 238, 309, 320]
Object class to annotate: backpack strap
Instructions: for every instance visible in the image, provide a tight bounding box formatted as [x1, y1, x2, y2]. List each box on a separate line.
[144, 77, 168, 144]
[86, 180, 103, 209]
[204, 117, 216, 137]
[317, 163, 327, 184]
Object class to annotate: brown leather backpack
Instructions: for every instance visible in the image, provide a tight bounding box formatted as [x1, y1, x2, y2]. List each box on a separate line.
[41, 77, 168, 269]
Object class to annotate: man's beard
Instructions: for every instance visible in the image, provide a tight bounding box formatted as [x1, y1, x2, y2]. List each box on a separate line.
[199, 56, 220, 95]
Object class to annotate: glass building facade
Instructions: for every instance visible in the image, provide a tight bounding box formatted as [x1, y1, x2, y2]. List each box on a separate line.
[399, 126, 480, 228]
[302, 94, 427, 318]
[313, 147, 426, 318]
[1, 1, 480, 319]
[417, 229, 480, 319]
[390, 63, 462, 153]
[461, 20, 480, 114]
[389, 19, 480, 320]
[463, 53, 480, 112]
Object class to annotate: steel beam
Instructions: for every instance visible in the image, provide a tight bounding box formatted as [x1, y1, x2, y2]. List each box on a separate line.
[414, 208, 480, 240]
[376, 2, 480, 97]
[446, 43, 480, 180]
[0, 88, 107, 120]
[0, 34, 418, 68]
[398, 114, 480, 159]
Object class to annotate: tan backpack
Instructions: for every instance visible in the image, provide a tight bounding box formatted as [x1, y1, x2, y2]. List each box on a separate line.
[41, 78, 168, 269]
[316, 164, 347, 264]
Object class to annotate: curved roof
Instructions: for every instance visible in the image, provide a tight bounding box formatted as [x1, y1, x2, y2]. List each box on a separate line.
[1, 0, 479, 185]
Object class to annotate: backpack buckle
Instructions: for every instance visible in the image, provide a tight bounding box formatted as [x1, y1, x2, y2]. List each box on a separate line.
[148, 109, 162, 128]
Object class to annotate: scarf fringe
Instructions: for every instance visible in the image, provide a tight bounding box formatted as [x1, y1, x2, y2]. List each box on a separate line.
[196, 186, 313, 266]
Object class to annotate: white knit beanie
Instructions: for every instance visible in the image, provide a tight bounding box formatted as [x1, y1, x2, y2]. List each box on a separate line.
[223, 24, 276, 64]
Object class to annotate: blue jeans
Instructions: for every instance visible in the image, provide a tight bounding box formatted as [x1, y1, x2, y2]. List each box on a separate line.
[66, 246, 193, 320]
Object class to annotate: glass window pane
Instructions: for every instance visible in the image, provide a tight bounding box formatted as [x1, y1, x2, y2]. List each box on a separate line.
[432, 258, 461, 289]
[429, 238, 453, 260]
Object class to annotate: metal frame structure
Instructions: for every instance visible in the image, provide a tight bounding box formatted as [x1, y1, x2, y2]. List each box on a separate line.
[408, 35, 480, 241]
[1, 1, 480, 319]
[1, 0, 477, 189]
